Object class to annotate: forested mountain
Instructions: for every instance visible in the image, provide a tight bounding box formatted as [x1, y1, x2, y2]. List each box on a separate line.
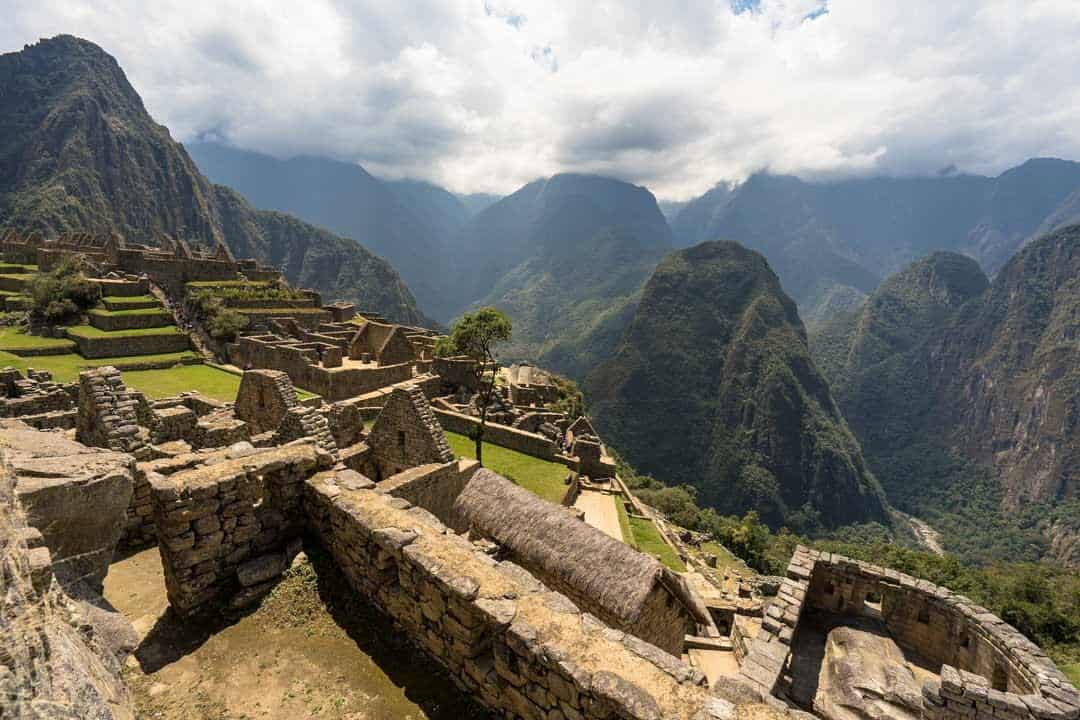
[671, 162, 1080, 315]
[0, 36, 427, 325]
[811, 232, 1080, 565]
[186, 142, 460, 314]
[452, 174, 674, 374]
[588, 241, 890, 531]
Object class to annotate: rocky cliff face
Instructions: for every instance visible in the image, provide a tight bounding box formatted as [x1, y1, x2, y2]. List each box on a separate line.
[588, 241, 889, 531]
[0, 35, 426, 325]
[928, 225, 1080, 508]
[809, 231, 1080, 564]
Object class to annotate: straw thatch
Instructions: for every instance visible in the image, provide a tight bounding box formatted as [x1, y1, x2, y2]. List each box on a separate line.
[454, 469, 675, 627]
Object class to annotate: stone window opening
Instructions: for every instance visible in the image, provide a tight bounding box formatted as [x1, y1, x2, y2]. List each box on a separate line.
[917, 606, 930, 624]
[960, 635, 970, 649]
[864, 591, 883, 617]
[824, 581, 835, 595]
[398, 430, 406, 455]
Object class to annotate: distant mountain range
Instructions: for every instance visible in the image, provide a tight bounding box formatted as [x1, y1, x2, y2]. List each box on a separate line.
[186, 142, 474, 315]
[670, 163, 1080, 314]
[0, 36, 427, 325]
[446, 174, 673, 375]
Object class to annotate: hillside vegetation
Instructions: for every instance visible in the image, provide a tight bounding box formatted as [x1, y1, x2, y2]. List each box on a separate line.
[589, 241, 889, 532]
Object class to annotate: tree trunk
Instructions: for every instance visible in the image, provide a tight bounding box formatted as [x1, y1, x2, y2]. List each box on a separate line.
[475, 427, 483, 467]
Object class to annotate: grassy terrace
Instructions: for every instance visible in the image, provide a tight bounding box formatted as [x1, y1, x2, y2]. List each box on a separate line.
[0, 350, 199, 383]
[1062, 663, 1079, 688]
[0, 264, 37, 273]
[615, 497, 686, 572]
[701, 541, 753, 577]
[445, 431, 569, 504]
[186, 280, 271, 288]
[0, 327, 76, 352]
[101, 294, 158, 306]
[66, 324, 185, 338]
[88, 307, 170, 317]
[236, 307, 328, 315]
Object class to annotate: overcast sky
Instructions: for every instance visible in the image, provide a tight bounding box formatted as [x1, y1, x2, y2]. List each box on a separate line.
[4, 0, 1080, 199]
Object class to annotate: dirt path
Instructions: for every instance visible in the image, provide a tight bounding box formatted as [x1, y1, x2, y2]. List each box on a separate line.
[904, 514, 945, 556]
[574, 490, 622, 540]
[105, 546, 489, 720]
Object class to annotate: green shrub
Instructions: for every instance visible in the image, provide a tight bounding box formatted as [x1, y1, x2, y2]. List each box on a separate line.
[27, 255, 101, 324]
[207, 308, 249, 340]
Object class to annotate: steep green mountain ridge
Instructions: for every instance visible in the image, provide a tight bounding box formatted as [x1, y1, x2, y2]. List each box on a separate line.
[588, 240, 890, 531]
[0, 35, 426, 325]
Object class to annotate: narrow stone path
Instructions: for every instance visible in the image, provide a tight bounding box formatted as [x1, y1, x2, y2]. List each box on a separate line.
[574, 489, 622, 540]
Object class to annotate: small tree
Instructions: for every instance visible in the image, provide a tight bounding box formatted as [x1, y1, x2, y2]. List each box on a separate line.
[444, 308, 512, 466]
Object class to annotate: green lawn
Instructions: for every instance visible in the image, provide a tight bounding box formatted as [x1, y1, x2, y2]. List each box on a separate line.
[0, 327, 77, 352]
[0, 263, 37, 273]
[1063, 663, 1079, 689]
[0, 350, 199, 383]
[445, 431, 569, 503]
[101, 295, 159, 306]
[88, 307, 170, 317]
[628, 515, 686, 572]
[66, 324, 185, 338]
[613, 497, 685, 571]
[121, 364, 244, 401]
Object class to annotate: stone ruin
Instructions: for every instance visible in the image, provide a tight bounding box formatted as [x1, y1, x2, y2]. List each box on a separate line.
[1, 358, 1077, 719]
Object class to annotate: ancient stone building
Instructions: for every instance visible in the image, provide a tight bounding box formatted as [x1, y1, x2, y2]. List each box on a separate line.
[348, 319, 417, 366]
[454, 469, 713, 656]
[365, 383, 454, 481]
[234, 369, 299, 435]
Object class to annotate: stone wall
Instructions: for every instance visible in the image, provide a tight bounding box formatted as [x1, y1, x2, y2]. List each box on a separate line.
[737, 548, 811, 697]
[234, 369, 299, 434]
[433, 356, 479, 390]
[790, 548, 1079, 720]
[302, 470, 743, 720]
[434, 408, 557, 460]
[69, 329, 191, 358]
[148, 442, 328, 616]
[76, 366, 148, 457]
[231, 335, 414, 401]
[88, 309, 173, 331]
[367, 384, 455, 481]
[380, 459, 480, 533]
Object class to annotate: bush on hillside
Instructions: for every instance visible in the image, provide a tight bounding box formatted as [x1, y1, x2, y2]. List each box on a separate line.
[27, 255, 101, 323]
[187, 291, 249, 341]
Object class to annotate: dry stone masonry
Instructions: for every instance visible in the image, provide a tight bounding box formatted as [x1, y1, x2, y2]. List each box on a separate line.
[775, 547, 1080, 720]
[149, 441, 329, 615]
[76, 366, 149, 458]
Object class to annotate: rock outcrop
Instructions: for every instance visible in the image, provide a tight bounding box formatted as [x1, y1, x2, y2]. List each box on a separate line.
[1, 420, 134, 590]
[813, 622, 924, 720]
[0, 426, 135, 719]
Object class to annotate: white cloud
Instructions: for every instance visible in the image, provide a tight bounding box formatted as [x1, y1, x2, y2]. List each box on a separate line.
[3, 0, 1080, 199]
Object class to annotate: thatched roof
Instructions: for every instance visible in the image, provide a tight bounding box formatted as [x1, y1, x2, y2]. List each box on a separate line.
[454, 469, 674, 625]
